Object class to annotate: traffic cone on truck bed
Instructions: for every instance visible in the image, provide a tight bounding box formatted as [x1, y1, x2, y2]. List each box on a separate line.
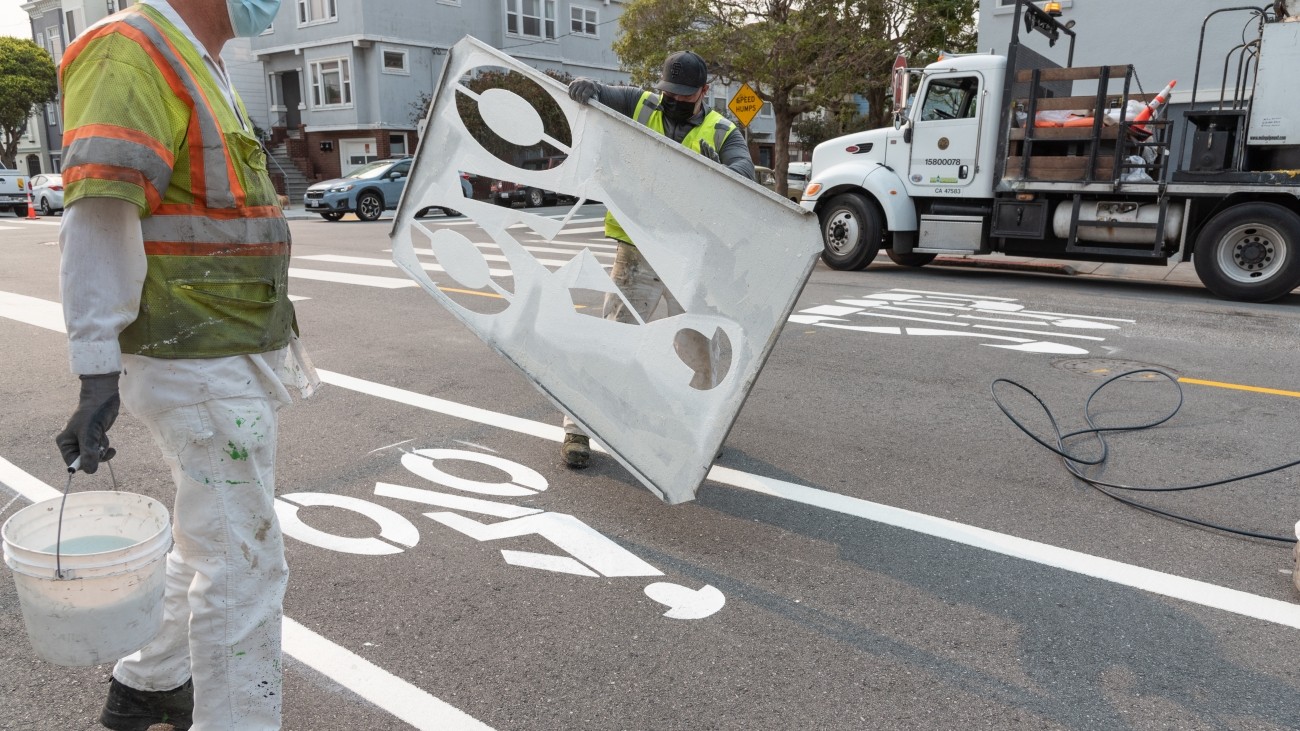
[1131, 80, 1176, 138]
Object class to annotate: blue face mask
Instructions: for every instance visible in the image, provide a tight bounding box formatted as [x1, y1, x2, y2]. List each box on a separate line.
[227, 0, 281, 37]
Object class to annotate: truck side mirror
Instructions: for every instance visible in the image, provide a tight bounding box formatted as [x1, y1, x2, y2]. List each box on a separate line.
[903, 126, 913, 144]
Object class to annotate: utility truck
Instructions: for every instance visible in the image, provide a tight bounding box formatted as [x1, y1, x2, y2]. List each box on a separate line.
[0, 168, 29, 217]
[802, 0, 1300, 302]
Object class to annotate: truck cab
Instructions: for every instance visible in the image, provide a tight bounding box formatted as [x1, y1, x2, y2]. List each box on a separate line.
[802, 0, 1300, 302]
[803, 53, 1005, 270]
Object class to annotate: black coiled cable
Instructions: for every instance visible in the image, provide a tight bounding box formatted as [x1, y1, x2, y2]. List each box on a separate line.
[991, 369, 1299, 544]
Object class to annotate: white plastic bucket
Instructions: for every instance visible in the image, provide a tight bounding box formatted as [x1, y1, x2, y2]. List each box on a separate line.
[2, 491, 172, 666]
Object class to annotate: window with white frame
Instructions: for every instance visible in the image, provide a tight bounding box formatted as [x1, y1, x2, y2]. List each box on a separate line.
[47, 29, 62, 63]
[570, 5, 598, 36]
[267, 73, 283, 111]
[298, 0, 337, 26]
[310, 58, 352, 107]
[45, 101, 58, 126]
[759, 102, 773, 118]
[506, 0, 556, 40]
[381, 48, 409, 75]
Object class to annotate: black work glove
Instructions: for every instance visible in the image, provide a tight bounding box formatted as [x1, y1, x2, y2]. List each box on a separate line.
[568, 78, 600, 105]
[698, 142, 721, 163]
[56, 372, 120, 474]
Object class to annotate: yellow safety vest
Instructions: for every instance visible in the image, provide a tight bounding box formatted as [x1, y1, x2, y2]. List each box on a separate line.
[604, 91, 738, 244]
[60, 5, 294, 359]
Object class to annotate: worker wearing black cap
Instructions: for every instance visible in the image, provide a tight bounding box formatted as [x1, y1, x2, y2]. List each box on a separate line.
[559, 51, 756, 468]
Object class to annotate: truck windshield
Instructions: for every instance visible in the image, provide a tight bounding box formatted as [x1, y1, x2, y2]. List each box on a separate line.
[919, 76, 979, 121]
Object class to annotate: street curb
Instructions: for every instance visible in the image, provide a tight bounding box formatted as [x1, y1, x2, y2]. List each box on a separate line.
[931, 256, 1077, 276]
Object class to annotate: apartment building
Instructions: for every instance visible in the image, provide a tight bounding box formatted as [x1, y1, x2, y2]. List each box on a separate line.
[19, 0, 267, 176]
[251, 0, 630, 185]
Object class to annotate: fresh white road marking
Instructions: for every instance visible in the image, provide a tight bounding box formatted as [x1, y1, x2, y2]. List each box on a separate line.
[3, 293, 1298, 632]
[0, 456, 495, 731]
[288, 267, 419, 288]
[0, 291, 65, 331]
[311, 368, 1300, 631]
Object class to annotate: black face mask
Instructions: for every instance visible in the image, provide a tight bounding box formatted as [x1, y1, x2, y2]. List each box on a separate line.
[660, 96, 697, 124]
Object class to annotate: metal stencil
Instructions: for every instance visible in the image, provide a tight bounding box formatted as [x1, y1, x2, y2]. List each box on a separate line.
[391, 37, 820, 503]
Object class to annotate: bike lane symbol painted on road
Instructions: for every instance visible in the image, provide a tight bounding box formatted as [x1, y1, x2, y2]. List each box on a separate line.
[276, 447, 725, 620]
[788, 288, 1133, 355]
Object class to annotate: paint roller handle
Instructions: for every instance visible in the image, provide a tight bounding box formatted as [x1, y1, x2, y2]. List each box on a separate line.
[56, 372, 121, 475]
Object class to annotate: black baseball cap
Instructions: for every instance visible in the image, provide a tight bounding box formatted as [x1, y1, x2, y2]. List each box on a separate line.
[654, 51, 708, 96]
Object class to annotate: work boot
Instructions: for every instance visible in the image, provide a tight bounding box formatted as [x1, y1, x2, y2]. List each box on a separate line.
[562, 434, 590, 468]
[99, 676, 193, 731]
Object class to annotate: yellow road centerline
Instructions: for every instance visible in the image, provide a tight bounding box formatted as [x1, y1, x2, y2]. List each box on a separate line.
[1178, 377, 1300, 399]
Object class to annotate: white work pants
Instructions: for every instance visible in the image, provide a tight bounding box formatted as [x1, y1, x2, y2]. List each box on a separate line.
[113, 395, 288, 731]
[563, 242, 721, 435]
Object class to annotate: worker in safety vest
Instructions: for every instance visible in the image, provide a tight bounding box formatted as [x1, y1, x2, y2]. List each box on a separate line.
[559, 51, 756, 468]
[54, 1, 316, 729]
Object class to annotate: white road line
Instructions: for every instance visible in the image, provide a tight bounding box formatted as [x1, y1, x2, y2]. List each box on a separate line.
[0, 225, 18, 231]
[466, 242, 615, 258]
[4, 292, 1299, 633]
[1021, 309, 1136, 322]
[288, 267, 419, 288]
[0, 291, 65, 331]
[312, 369, 1300, 632]
[972, 324, 1105, 341]
[863, 312, 969, 326]
[6, 219, 62, 226]
[299, 253, 581, 273]
[893, 288, 1017, 301]
[0, 456, 496, 731]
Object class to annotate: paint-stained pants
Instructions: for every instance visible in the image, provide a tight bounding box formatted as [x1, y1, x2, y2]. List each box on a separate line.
[562, 242, 721, 435]
[113, 396, 288, 731]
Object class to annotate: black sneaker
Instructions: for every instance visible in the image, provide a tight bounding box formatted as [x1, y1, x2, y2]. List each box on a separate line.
[562, 434, 591, 468]
[99, 676, 193, 731]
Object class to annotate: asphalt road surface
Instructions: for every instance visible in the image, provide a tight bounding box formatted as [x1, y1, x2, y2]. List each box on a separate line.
[2, 204, 1300, 730]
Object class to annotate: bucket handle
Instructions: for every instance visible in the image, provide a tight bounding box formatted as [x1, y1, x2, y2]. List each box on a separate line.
[56, 453, 119, 580]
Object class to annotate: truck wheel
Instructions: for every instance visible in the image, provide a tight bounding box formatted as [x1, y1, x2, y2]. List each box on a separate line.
[526, 188, 545, 208]
[356, 191, 384, 221]
[320, 211, 344, 221]
[1193, 202, 1300, 302]
[819, 193, 883, 270]
[886, 250, 936, 268]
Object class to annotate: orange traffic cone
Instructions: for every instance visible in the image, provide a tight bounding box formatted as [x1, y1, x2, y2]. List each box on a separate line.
[25, 183, 38, 219]
[1131, 80, 1176, 137]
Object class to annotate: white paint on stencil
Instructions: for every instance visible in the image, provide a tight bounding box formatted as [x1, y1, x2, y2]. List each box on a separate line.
[391, 38, 820, 505]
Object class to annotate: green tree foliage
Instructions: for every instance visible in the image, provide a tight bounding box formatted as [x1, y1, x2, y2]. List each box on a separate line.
[0, 37, 59, 169]
[792, 104, 872, 153]
[614, 0, 976, 192]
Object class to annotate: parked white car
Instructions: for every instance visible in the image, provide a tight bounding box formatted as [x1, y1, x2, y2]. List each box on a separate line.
[30, 174, 64, 215]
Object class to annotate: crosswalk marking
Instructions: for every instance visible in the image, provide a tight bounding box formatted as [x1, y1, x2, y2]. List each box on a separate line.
[3, 218, 61, 226]
[288, 267, 419, 288]
[297, 254, 520, 277]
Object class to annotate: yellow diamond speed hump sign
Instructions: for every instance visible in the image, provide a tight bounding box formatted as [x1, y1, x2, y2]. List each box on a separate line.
[727, 83, 763, 127]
